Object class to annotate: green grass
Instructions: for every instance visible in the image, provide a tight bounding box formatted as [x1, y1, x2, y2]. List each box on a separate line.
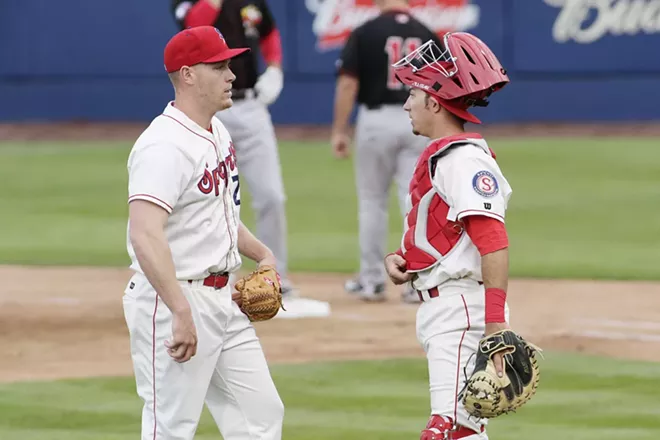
[0, 353, 658, 439]
[3, 139, 658, 440]
[0, 137, 659, 279]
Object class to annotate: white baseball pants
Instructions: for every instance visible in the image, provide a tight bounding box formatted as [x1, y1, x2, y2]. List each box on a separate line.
[122, 272, 284, 440]
[416, 278, 511, 439]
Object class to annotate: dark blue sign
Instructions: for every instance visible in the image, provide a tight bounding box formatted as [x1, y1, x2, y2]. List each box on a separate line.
[0, 0, 176, 76]
[511, 0, 660, 72]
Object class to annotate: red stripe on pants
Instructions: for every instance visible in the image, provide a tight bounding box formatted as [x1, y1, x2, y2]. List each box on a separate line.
[454, 294, 471, 422]
[152, 295, 159, 439]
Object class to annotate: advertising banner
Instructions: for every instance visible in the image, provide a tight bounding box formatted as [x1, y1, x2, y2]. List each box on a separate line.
[512, 0, 660, 72]
[297, 0, 501, 74]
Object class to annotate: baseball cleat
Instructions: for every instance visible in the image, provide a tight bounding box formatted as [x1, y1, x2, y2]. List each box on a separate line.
[280, 281, 298, 298]
[344, 278, 386, 302]
[401, 286, 422, 304]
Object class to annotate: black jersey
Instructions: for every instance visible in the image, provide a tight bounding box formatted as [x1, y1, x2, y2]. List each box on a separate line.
[171, 0, 276, 90]
[337, 10, 441, 108]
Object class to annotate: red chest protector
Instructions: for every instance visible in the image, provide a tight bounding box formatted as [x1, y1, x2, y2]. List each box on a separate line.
[401, 133, 494, 272]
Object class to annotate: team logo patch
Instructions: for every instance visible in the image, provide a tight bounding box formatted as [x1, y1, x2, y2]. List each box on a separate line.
[472, 170, 499, 197]
[241, 5, 262, 25]
[241, 5, 262, 36]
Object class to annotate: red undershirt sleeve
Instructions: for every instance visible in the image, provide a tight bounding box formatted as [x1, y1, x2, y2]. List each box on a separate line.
[184, 0, 221, 28]
[463, 215, 509, 256]
[260, 29, 283, 65]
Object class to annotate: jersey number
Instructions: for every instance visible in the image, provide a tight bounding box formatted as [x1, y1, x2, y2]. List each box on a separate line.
[385, 36, 423, 90]
[232, 174, 241, 206]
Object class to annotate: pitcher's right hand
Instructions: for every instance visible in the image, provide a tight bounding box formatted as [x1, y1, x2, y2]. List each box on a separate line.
[165, 308, 198, 363]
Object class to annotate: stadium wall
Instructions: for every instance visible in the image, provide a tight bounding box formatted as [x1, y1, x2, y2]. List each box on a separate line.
[1, 0, 658, 124]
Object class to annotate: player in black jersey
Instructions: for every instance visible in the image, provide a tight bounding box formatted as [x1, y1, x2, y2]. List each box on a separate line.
[331, 0, 441, 304]
[171, 0, 296, 297]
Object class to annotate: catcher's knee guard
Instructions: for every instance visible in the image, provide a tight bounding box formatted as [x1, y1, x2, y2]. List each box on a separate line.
[420, 415, 480, 440]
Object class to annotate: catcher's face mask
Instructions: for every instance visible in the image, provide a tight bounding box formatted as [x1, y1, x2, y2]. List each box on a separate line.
[393, 32, 510, 124]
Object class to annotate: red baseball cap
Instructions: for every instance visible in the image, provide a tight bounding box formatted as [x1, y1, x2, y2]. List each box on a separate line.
[164, 26, 250, 73]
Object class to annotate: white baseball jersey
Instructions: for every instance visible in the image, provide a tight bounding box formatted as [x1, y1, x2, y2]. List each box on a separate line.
[411, 138, 513, 291]
[126, 102, 242, 280]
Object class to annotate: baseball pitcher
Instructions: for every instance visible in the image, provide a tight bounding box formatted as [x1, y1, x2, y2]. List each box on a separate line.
[171, 0, 294, 294]
[124, 26, 285, 440]
[331, 0, 442, 303]
[385, 32, 541, 439]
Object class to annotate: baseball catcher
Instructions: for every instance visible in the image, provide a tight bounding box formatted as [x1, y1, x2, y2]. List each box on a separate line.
[383, 27, 543, 439]
[233, 265, 285, 321]
[460, 330, 542, 419]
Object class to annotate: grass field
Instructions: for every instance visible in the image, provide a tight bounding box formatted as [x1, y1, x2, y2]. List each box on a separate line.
[1, 137, 659, 440]
[0, 137, 659, 279]
[1, 353, 659, 440]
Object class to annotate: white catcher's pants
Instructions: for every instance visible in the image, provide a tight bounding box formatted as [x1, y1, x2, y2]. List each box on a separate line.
[123, 272, 284, 440]
[416, 278, 510, 438]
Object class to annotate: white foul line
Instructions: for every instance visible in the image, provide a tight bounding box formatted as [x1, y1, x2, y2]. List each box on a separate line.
[572, 330, 660, 343]
[575, 319, 660, 331]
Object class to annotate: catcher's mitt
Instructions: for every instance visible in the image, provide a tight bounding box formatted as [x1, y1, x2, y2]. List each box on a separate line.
[234, 265, 285, 322]
[460, 329, 541, 419]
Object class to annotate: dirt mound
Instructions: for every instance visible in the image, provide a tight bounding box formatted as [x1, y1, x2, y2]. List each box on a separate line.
[1, 266, 659, 383]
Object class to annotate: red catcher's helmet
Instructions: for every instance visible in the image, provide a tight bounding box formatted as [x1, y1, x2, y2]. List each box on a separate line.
[392, 32, 509, 124]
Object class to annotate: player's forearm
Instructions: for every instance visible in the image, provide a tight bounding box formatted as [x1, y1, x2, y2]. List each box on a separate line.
[481, 248, 508, 291]
[237, 222, 275, 264]
[130, 228, 190, 314]
[332, 75, 358, 134]
[481, 248, 509, 323]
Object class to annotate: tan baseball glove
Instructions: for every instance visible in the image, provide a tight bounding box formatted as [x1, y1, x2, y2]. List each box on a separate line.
[460, 329, 542, 419]
[234, 265, 285, 322]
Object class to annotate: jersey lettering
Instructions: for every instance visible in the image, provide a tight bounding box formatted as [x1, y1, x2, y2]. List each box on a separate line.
[198, 167, 214, 194]
[232, 175, 241, 206]
[197, 152, 240, 205]
[228, 142, 240, 205]
[385, 36, 422, 90]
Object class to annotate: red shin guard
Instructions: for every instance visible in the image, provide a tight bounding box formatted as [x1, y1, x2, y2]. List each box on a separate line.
[420, 415, 453, 440]
[420, 415, 480, 440]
